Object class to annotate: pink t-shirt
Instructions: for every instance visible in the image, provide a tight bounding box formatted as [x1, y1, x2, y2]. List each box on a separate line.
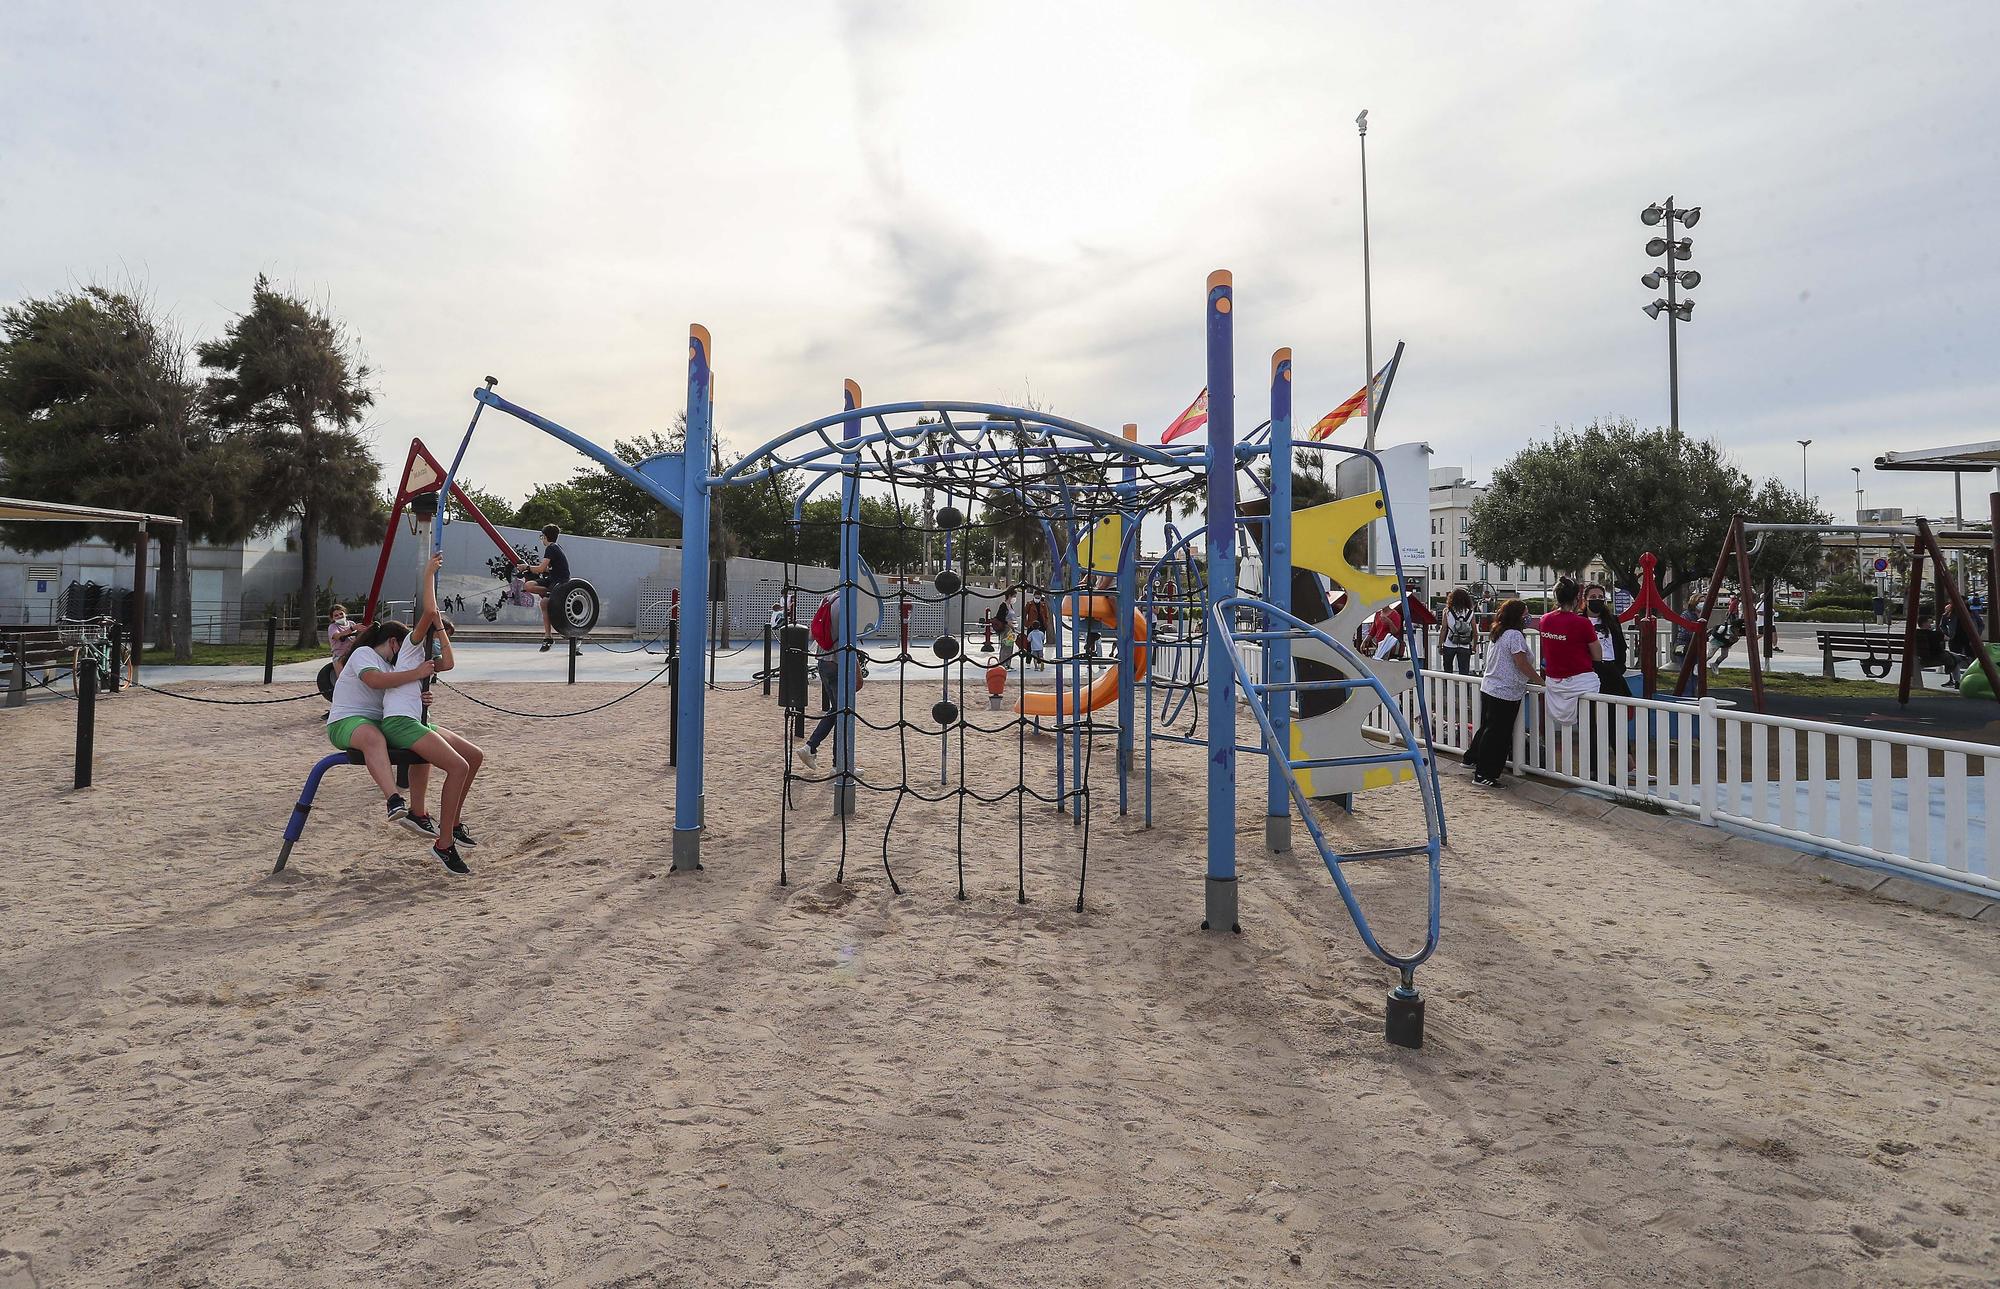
[1538, 610, 1598, 680]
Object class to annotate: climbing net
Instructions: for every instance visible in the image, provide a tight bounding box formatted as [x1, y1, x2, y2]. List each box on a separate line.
[756, 407, 1203, 909]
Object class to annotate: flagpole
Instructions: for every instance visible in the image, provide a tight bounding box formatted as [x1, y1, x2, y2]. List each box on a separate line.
[1357, 108, 1378, 451]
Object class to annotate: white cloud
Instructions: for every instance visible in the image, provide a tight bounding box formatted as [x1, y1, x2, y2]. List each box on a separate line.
[5, 0, 1998, 522]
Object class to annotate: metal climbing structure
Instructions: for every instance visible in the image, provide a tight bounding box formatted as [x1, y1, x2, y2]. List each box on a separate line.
[285, 270, 1447, 1045]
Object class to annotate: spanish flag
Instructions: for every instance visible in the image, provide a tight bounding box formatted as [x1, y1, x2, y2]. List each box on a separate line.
[1160, 388, 1209, 444]
[1307, 350, 1400, 442]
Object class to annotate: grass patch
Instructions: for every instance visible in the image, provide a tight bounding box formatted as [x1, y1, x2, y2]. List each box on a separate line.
[143, 642, 330, 667]
[1706, 668, 1954, 701]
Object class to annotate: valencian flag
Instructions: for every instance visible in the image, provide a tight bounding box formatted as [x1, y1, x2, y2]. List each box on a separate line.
[1307, 347, 1402, 442]
[1159, 388, 1209, 443]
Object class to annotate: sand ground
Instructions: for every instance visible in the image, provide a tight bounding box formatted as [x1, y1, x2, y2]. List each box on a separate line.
[1, 678, 1996, 1287]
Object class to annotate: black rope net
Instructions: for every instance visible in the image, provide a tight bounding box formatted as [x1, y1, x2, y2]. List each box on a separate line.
[765, 413, 1202, 910]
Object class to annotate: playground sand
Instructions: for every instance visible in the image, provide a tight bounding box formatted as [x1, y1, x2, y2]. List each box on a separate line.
[2, 681, 1997, 1287]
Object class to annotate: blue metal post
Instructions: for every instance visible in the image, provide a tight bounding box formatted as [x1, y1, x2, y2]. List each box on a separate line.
[834, 380, 862, 816]
[672, 325, 713, 871]
[1203, 270, 1239, 933]
[1265, 350, 1294, 853]
[1116, 423, 1138, 815]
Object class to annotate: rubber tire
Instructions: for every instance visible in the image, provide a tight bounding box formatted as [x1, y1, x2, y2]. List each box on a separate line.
[316, 662, 336, 700]
[1860, 657, 1893, 679]
[550, 579, 600, 638]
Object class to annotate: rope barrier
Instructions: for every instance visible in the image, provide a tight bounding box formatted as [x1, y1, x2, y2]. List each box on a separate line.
[435, 660, 672, 719]
[133, 681, 323, 706]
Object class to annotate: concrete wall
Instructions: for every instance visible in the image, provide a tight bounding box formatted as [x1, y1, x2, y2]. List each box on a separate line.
[312, 523, 675, 628]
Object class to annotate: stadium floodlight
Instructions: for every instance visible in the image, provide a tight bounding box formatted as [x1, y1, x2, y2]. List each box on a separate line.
[1680, 206, 1701, 228]
[1644, 301, 1665, 319]
[1672, 239, 1693, 260]
[1646, 236, 1669, 257]
[1677, 270, 1701, 288]
[1642, 203, 1665, 226]
[1641, 269, 1665, 289]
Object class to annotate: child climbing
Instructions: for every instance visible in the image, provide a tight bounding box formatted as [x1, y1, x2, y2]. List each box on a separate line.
[383, 553, 487, 873]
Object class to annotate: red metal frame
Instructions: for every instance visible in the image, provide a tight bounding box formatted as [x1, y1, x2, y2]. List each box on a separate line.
[362, 439, 523, 627]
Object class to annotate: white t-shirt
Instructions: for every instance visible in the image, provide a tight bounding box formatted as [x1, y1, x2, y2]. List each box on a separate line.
[327, 645, 389, 724]
[382, 637, 428, 721]
[1480, 629, 1532, 701]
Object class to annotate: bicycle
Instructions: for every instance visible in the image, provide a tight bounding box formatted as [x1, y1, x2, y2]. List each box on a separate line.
[57, 616, 116, 696]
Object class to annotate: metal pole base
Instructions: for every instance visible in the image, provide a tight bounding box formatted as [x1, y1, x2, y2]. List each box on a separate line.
[831, 783, 856, 817]
[1264, 815, 1291, 854]
[671, 827, 703, 872]
[1200, 875, 1239, 933]
[1385, 985, 1425, 1049]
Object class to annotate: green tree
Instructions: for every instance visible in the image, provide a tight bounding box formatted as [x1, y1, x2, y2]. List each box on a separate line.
[1470, 419, 1752, 599]
[568, 422, 685, 541]
[1746, 480, 1832, 592]
[199, 275, 381, 646]
[0, 286, 259, 660]
[453, 479, 518, 528]
[517, 480, 608, 538]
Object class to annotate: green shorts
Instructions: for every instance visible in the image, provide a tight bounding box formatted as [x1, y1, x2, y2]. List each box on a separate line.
[326, 716, 377, 751]
[379, 715, 434, 750]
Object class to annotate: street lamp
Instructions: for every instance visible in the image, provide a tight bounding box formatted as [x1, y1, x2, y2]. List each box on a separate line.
[1798, 439, 1812, 501]
[1639, 197, 1701, 431]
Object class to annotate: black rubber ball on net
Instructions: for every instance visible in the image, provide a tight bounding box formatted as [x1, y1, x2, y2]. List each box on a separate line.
[934, 568, 963, 596]
[932, 700, 959, 726]
[936, 505, 965, 531]
[933, 635, 961, 661]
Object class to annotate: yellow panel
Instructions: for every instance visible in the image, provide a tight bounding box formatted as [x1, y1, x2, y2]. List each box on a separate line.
[1291, 494, 1398, 604]
[1075, 514, 1124, 574]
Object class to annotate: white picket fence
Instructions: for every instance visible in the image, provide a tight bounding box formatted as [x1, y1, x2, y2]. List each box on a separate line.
[1361, 670, 1998, 896]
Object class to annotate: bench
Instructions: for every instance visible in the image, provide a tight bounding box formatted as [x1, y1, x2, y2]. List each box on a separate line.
[1815, 628, 1956, 682]
[273, 748, 425, 874]
[2, 627, 71, 707]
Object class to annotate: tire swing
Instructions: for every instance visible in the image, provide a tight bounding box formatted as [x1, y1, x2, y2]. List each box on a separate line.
[550, 579, 601, 638]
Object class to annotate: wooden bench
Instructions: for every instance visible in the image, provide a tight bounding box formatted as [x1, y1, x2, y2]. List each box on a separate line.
[1814, 628, 1956, 682]
[2, 626, 70, 707]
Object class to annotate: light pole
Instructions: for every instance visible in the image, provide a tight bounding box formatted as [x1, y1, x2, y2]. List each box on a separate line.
[1357, 108, 1378, 451]
[1798, 439, 1812, 502]
[1640, 199, 1700, 432]
[1852, 466, 1864, 521]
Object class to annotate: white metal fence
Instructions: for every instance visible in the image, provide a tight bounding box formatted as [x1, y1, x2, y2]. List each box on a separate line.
[1362, 669, 1998, 896]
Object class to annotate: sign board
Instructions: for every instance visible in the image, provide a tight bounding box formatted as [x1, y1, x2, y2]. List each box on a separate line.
[1874, 557, 1890, 573]
[1334, 441, 1431, 578]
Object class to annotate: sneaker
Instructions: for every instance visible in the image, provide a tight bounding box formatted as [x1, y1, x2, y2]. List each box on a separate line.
[433, 843, 471, 875]
[386, 794, 410, 825]
[451, 823, 477, 850]
[539, 638, 553, 652]
[1471, 774, 1496, 788]
[402, 812, 440, 839]
[799, 745, 820, 769]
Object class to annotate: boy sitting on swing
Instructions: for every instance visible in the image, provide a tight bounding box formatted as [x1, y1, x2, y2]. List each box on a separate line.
[519, 523, 573, 651]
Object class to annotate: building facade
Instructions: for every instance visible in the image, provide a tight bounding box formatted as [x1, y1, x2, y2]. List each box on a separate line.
[1426, 466, 1611, 605]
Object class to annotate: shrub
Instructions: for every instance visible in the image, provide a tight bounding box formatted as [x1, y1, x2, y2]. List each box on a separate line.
[1804, 592, 1875, 612]
[1794, 608, 1873, 623]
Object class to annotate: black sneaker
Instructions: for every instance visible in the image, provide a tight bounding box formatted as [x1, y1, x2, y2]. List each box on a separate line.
[451, 823, 477, 850]
[402, 813, 440, 839]
[433, 843, 471, 875]
[387, 794, 410, 825]
[539, 638, 553, 652]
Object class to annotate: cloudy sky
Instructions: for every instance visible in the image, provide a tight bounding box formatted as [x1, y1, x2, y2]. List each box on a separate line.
[6, 1, 1998, 520]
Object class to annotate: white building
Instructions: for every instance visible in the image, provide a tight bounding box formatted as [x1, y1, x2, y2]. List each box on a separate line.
[1426, 466, 1610, 604]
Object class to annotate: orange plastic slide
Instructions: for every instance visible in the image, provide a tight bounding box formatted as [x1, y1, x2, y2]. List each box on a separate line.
[1015, 595, 1149, 717]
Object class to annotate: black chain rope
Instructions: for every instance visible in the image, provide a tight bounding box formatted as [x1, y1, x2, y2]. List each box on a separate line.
[435, 660, 671, 719]
[133, 681, 324, 706]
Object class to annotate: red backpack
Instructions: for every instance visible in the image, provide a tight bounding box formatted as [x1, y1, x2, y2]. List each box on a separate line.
[810, 598, 834, 651]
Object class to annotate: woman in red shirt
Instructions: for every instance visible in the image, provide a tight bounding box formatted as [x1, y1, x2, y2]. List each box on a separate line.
[1538, 578, 1604, 727]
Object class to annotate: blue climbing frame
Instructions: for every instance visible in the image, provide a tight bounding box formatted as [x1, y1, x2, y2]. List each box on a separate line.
[371, 271, 1443, 1042]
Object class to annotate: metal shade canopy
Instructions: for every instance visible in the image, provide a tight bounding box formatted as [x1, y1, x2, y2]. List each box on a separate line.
[1874, 440, 2000, 472]
[0, 497, 182, 526]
